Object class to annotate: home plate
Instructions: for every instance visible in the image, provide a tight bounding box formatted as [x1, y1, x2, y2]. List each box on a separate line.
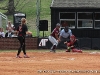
[89, 52, 97, 54]
[55, 59, 64, 60]
[67, 58, 75, 60]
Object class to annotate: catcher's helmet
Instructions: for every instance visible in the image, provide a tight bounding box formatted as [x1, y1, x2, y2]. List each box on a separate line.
[70, 35, 76, 42]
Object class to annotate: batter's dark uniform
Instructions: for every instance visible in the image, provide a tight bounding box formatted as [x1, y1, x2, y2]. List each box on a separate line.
[17, 24, 28, 56]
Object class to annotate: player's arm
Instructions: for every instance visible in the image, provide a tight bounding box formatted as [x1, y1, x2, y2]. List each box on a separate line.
[55, 33, 60, 42]
[59, 35, 62, 41]
[69, 29, 72, 36]
[64, 41, 67, 44]
[16, 26, 19, 36]
[71, 45, 74, 48]
[25, 25, 28, 34]
[59, 30, 63, 41]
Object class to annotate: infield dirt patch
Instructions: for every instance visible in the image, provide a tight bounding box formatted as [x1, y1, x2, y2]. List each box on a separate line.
[0, 50, 100, 75]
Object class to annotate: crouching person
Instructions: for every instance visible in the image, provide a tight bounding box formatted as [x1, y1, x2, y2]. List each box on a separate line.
[64, 35, 82, 53]
[48, 23, 61, 53]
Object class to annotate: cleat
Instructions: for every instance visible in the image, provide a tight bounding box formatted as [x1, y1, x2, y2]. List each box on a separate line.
[50, 49, 56, 53]
[66, 49, 70, 52]
[24, 55, 29, 58]
[50, 50, 53, 52]
[66, 50, 70, 52]
[16, 55, 22, 58]
[53, 49, 56, 53]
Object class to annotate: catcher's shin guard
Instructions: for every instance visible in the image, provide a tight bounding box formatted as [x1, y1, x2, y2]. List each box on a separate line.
[72, 48, 82, 53]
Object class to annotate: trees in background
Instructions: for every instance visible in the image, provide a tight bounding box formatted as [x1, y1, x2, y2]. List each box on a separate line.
[0, 0, 31, 15]
[0, 0, 15, 14]
[7, 0, 15, 14]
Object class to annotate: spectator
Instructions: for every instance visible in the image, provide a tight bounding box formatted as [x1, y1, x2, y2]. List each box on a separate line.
[6, 21, 15, 32]
[11, 31, 18, 37]
[5, 21, 15, 37]
[0, 28, 5, 38]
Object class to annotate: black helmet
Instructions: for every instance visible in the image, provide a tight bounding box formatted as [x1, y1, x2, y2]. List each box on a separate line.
[64, 26, 69, 33]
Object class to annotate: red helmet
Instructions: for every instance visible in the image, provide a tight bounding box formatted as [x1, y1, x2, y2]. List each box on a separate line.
[70, 35, 76, 42]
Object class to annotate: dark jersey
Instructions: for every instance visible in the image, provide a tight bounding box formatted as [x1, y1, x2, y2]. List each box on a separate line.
[21, 24, 28, 35]
[17, 24, 28, 37]
[50, 28, 59, 39]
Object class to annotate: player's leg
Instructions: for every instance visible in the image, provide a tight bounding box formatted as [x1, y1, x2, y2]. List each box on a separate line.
[16, 36, 23, 58]
[22, 37, 29, 58]
[72, 48, 82, 53]
[71, 41, 82, 53]
[22, 37, 26, 55]
[48, 36, 58, 52]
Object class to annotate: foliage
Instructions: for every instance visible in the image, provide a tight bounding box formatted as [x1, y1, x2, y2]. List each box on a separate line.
[0, 0, 52, 37]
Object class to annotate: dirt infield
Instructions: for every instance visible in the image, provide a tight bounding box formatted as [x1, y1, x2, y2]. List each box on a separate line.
[0, 50, 100, 75]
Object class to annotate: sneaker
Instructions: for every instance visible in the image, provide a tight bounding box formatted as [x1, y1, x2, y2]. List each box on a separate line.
[50, 49, 53, 52]
[50, 49, 56, 53]
[53, 49, 56, 53]
[16, 55, 22, 58]
[66, 49, 70, 52]
[24, 55, 29, 58]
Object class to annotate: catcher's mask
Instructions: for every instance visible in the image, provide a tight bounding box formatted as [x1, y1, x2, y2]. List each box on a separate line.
[70, 35, 76, 42]
[64, 26, 69, 33]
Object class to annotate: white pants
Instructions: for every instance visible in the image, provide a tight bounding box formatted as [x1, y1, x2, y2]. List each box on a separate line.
[48, 36, 58, 46]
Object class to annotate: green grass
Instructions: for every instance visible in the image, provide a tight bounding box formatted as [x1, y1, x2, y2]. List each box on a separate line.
[0, 0, 52, 37]
[0, 49, 100, 53]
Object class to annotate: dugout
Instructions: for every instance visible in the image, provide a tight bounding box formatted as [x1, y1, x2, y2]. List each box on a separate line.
[13, 13, 26, 30]
[50, 0, 100, 49]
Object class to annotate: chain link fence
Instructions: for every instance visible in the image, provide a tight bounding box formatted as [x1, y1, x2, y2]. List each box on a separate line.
[0, 0, 51, 37]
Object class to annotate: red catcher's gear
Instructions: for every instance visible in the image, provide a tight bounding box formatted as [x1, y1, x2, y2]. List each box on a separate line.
[67, 35, 76, 46]
[72, 48, 82, 53]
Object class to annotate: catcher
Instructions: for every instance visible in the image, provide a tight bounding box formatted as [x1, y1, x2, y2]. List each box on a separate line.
[64, 35, 82, 53]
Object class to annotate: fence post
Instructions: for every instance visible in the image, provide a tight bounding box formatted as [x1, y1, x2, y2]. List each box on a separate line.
[0, 15, 2, 28]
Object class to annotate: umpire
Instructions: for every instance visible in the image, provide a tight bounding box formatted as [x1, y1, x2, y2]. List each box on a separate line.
[58, 26, 72, 48]
[16, 18, 29, 58]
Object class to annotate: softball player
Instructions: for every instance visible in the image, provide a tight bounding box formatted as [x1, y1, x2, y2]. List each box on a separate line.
[16, 18, 29, 58]
[64, 35, 82, 53]
[48, 23, 61, 52]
